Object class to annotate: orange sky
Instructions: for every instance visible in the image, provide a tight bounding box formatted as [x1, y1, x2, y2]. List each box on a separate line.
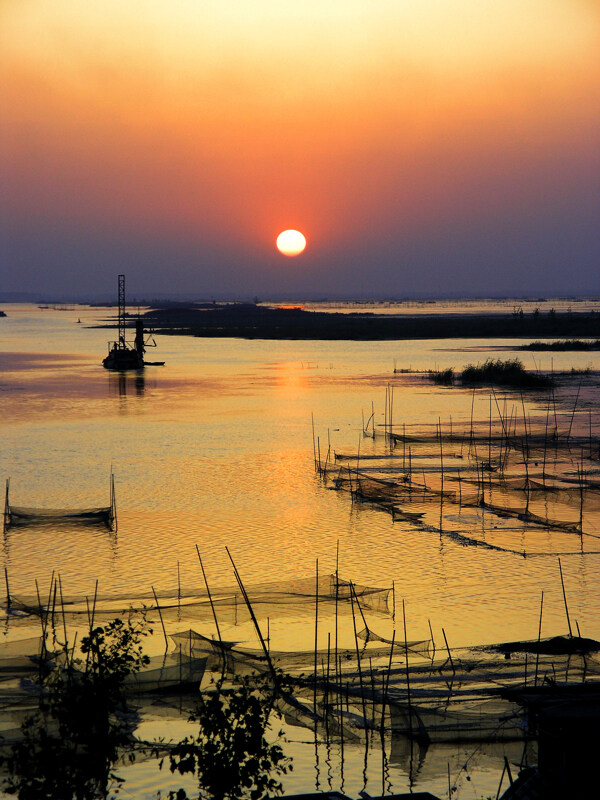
[2, 0, 599, 297]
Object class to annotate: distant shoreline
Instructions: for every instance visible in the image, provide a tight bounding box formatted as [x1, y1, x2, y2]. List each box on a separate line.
[139, 303, 600, 342]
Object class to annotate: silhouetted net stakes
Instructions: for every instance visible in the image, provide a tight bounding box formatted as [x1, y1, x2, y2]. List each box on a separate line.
[2, 571, 600, 797]
[318, 397, 600, 557]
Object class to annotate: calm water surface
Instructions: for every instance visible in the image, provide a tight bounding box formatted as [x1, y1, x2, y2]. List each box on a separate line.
[1, 303, 599, 798]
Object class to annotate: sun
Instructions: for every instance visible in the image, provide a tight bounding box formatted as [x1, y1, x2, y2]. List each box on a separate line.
[276, 229, 306, 257]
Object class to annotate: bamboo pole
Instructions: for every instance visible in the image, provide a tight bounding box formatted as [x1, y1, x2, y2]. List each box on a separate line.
[3, 479, 9, 535]
[428, 618, 436, 659]
[566, 379, 582, 443]
[438, 418, 444, 498]
[151, 586, 169, 651]
[402, 599, 413, 741]
[195, 546, 222, 646]
[381, 628, 396, 736]
[226, 547, 279, 687]
[349, 582, 368, 733]
[442, 627, 455, 673]
[534, 591, 544, 687]
[4, 567, 10, 611]
[314, 558, 319, 713]
[335, 542, 339, 692]
[558, 558, 573, 638]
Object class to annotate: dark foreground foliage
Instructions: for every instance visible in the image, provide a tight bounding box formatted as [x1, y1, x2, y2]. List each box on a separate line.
[460, 358, 552, 389]
[159, 673, 292, 800]
[1, 616, 151, 800]
[1, 613, 291, 800]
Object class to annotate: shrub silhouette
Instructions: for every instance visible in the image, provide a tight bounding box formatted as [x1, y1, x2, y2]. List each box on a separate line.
[160, 673, 292, 800]
[2, 615, 150, 800]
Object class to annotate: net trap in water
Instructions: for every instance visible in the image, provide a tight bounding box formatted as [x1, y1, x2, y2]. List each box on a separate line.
[2, 473, 117, 533]
[314, 381, 600, 558]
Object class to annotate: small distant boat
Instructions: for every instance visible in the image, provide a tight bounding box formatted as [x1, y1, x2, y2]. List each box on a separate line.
[102, 275, 162, 370]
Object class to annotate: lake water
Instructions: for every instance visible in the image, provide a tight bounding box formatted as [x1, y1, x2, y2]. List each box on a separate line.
[1, 301, 599, 799]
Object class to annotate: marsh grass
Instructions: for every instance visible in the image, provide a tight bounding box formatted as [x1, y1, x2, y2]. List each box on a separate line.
[460, 358, 552, 388]
[428, 367, 454, 385]
[520, 339, 600, 351]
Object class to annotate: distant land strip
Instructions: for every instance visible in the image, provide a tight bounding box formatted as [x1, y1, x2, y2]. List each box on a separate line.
[137, 303, 600, 341]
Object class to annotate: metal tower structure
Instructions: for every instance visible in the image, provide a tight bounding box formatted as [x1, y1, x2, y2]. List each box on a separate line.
[117, 274, 126, 347]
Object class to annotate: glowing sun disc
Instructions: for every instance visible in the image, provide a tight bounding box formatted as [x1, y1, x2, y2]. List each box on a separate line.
[276, 229, 306, 256]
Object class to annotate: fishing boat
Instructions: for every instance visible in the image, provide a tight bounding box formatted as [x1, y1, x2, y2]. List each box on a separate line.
[102, 275, 162, 370]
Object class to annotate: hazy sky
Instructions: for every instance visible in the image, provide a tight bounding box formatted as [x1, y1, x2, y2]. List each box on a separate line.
[2, 0, 599, 299]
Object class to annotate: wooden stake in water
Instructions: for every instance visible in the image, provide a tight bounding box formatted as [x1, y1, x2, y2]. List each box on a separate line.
[152, 586, 169, 652]
[4, 567, 10, 610]
[402, 599, 413, 740]
[578, 464, 585, 533]
[335, 542, 340, 687]
[381, 628, 396, 735]
[534, 590, 544, 687]
[428, 618, 436, 659]
[442, 627, 455, 673]
[566, 378, 582, 443]
[314, 558, 319, 713]
[196, 546, 222, 646]
[226, 547, 279, 687]
[3, 479, 9, 536]
[558, 558, 573, 638]
[349, 582, 368, 734]
[438, 418, 444, 498]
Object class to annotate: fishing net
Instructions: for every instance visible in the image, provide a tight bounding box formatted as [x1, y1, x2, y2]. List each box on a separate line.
[0, 572, 599, 795]
[3, 477, 117, 532]
[321, 396, 600, 557]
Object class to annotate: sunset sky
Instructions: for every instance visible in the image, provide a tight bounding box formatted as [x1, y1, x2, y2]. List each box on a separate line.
[1, 0, 599, 299]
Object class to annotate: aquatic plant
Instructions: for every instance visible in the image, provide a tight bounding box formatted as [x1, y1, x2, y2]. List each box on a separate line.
[520, 339, 600, 351]
[427, 367, 454, 385]
[460, 358, 552, 388]
[160, 672, 292, 800]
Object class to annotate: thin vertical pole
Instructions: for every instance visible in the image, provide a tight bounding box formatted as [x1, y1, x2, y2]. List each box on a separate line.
[534, 591, 544, 687]
[349, 583, 368, 733]
[428, 618, 436, 659]
[442, 627, 455, 673]
[335, 542, 339, 687]
[558, 558, 573, 638]
[314, 558, 319, 713]
[402, 599, 412, 740]
[438, 418, 444, 497]
[152, 586, 169, 651]
[566, 379, 582, 443]
[4, 567, 10, 611]
[3, 478, 10, 535]
[195, 546, 222, 646]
